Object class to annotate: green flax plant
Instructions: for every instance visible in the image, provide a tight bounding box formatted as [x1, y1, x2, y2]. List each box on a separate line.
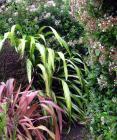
[0, 25, 88, 123]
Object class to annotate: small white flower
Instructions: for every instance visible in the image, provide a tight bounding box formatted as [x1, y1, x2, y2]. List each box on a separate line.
[26, 7, 29, 11]
[34, 25, 39, 29]
[98, 23, 101, 27]
[13, 12, 18, 16]
[97, 75, 107, 89]
[34, 17, 38, 22]
[47, 0, 56, 7]
[5, 8, 8, 11]
[1, 5, 5, 9]
[24, 19, 28, 23]
[8, 18, 12, 23]
[92, 45, 96, 49]
[29, 5, 37, 12]
[15, 0, 22, 3]
[7, 0, 12, 3]
[55, 20, 60, 26]
[51, 15, 55, 20]
[112, 97, 117, 103]
[101, 116, 105, 125]
[0, 9, 2, 13]
[104, 14, 107, 18]
[98, 42, 102, 47]
[44, 13, 51, 19]
[44, 4, 47, 8]
[68, 41, 73, 46]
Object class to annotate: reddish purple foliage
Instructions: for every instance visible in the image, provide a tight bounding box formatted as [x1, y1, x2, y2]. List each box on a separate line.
[0, 79, 64, 140]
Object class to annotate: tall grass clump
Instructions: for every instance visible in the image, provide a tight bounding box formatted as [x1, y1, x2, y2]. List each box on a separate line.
[0, 25, 88, 124]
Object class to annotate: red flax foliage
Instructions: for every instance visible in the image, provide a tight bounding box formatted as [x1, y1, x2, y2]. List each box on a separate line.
[0, 79, 64, 140]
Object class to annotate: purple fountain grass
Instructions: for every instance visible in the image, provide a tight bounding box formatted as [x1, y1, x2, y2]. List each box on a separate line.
[0, 78, 64, 140]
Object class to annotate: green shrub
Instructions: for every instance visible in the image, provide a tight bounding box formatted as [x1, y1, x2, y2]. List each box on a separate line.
[0, 1, 84, 49]
[84, 26, 117, 139]
[37, 5, 84, 42]
[87, 0, 117, 18]
[87, 91, 117, 139]
[77, 1, 117, 138]
[0, 1, 40, 35]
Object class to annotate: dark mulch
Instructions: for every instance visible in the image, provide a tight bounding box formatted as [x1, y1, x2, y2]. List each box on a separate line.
[62, 124, 87, 140]
[0, 42, 27, 89]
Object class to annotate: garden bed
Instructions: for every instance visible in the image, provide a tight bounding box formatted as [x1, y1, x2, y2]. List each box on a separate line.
[62, 124, 87, 140]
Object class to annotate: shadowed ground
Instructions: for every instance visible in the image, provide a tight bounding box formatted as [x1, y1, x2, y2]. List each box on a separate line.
[0, 42, 27, 89]
[62, 124, 87, 140]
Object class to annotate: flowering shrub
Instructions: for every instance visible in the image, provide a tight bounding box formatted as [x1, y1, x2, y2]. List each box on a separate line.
[87, 92, 117, 139]
[37, 5, 84, 49]
[0, 0, 84, 50]
[76, 0, 117, 139]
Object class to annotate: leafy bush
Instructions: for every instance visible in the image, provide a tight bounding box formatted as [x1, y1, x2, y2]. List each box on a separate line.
[84, 28, 117, 139]
[87, 91, 117, 139]
[94, 24, 117, 47]
[84, 41, 117, 139]
[77, 0, 117, 139]
[87, 0, 117, 18]
[37, 5, 84, 45]
[0, 0, 84, 49]
[0, 1, 40, 35]
[0, 78, 63, 140]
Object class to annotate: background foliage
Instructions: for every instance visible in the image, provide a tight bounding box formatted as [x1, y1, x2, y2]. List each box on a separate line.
[76, 0, 117, 139]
